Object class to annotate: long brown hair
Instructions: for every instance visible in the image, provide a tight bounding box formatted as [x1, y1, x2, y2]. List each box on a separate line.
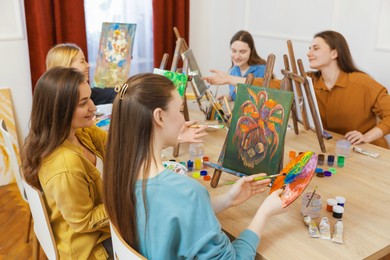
[103, 73, 175, 251]
[21, 67, 85, 189]
[312, 30, 363, 78]
[230, 30, 266, 68]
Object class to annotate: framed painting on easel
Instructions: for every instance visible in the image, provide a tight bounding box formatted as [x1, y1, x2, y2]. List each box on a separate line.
[222, 85, 294, 176]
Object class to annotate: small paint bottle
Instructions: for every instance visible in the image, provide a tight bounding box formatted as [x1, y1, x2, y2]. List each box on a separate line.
[202, 156, 209, 168]
[187, 160, 193, 171]
[326, 198, 337, 212]
[332, 205, 344, 219]
[318, 154, 325, 166]
[327, 155, 335, 166]
[335, 196, 346, 207]
[194, 158, 202, 170]
[315, 168, 324, 177]
[337, 156, 345, 167]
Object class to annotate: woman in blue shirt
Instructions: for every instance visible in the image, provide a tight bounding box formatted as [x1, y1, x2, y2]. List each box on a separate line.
[209, 30, 267, 101]
[103, 73, 286, 259]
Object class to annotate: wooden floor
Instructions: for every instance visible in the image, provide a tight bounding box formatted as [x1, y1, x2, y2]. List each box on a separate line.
[0, 183, 45, 259]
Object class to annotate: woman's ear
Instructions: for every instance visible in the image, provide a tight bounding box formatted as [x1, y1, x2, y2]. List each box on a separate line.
[331, 49, 338, 60]
[153, 108, 164, 127]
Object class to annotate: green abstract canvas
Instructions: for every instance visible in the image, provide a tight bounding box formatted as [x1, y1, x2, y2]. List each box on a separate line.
[153, 68, 188, 97]
[222, 84, 294, 176]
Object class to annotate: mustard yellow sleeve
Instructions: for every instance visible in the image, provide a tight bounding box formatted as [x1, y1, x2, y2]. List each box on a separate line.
[45, 170, 108, 233]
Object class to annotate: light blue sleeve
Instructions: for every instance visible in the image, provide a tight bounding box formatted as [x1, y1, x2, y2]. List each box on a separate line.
[184, 187, 260, 259]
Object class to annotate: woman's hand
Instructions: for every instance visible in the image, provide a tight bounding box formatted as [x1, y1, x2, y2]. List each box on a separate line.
[227, 173, 271, 207]
[203, 69, 231, 85]
[177, 121, 207, 143]
[345, 130, 365, 145]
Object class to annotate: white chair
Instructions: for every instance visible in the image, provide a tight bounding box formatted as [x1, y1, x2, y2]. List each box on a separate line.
[109, 222, 147, 260]
[22, 179, 59, 260]
[0, 119, 32, 243]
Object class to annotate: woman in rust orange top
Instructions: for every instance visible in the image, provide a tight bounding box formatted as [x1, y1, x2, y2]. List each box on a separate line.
[204, 30, 390, 149]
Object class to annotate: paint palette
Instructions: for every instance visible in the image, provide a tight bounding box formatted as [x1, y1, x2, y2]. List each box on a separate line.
[270, 151, 318, 208]
[163, 161, 188, 175]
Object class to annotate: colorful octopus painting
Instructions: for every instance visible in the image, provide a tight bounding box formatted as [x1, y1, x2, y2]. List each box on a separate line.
[233, 88, 285, 168]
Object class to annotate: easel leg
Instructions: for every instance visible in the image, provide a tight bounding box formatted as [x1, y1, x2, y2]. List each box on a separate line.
[211, 169, 222, 188]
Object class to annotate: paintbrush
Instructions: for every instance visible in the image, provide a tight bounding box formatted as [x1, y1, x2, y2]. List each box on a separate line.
[225, 173, 287, 185]
[306, 186, 318, 207]
[190, 124, 225, 129]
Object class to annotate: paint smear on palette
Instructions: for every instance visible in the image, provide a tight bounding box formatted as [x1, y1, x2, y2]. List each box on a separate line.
[270, 151, 317, 207]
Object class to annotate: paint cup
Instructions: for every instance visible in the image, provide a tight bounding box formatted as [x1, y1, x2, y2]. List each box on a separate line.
[337, 156, 345, 167]
[326, 198, 337, 212]
[202, 156, 209, 168]
[318, 154, 325, 166]
[332, 205, 344, 219]
[301, 192, 322, 218]
[335, 196, 346, 207]
[189, 143, 204, 160]
[327, 155, 335, 166]
[336, 139, 351, 157]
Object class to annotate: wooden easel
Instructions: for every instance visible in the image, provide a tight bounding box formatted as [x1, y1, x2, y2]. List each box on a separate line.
[286, 40, 326, 152]
[210, 54, 276, 188]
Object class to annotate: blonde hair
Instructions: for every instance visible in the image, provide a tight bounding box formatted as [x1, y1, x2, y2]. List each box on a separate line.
[46, 43, 82, 70]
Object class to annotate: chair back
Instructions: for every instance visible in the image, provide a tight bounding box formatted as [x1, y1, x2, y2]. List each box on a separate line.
[109, 222, 147, 260]
[22, 179, 59, 259]
[0, 119, 28, 202]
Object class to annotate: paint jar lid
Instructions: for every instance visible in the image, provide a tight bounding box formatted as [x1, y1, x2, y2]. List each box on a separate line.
[200, 170, 208, 176]
[192, 172, 200, 178]
[315, 168, 323, 173]
[328, 167, 337, 174]
[335, 196, 346, 204]
[333, 205, 344, 214]
[327, 198, 337, 206]
[324, 171, 332, 177]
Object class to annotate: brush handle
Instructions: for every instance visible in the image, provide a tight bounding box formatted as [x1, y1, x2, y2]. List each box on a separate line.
[203, 161, 246, 178]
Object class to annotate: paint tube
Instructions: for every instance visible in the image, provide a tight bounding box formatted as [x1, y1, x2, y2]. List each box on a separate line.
[332, 220, 344, 244]
[319, 217, 331, 240]
[303, 215, 320, 238]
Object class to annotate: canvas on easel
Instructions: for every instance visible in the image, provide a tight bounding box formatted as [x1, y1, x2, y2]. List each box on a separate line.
[93, 22, 136, 88]
[153, 68, 188, 97]
[222, 85, 294, 176]
[0, 88, 20, 186]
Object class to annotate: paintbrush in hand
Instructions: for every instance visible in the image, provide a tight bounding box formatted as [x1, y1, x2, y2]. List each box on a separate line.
[225, 173, 286, 185]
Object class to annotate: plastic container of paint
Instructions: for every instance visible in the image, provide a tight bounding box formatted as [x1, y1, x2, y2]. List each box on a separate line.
[189, 143, 204, 160]
[335, 196, 346, 207]
[326, 198, 337, 212]
[318, 154, 325, 166]
[337, 156, 345, 167]
[327, 155, 335, 166]
[332, 205, 344, 219]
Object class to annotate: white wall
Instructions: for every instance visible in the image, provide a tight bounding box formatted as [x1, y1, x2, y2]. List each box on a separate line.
[0, 0, 32, 145]
[190, 0, 390, 93]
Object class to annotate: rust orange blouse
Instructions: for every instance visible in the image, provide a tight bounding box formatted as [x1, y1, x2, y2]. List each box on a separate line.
[253, 71, 390, 148]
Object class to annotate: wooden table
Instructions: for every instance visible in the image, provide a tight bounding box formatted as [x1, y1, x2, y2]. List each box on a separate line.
[162, 104, 390, 260]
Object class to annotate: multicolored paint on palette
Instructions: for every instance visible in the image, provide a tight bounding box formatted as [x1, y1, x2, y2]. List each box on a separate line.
[270, 151, 318, 207]
[93, 23, 136, 89]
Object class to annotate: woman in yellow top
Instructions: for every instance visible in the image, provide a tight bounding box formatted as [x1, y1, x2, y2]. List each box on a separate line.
[21, 67, 111, 259]
[204, 30, 390, 149]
